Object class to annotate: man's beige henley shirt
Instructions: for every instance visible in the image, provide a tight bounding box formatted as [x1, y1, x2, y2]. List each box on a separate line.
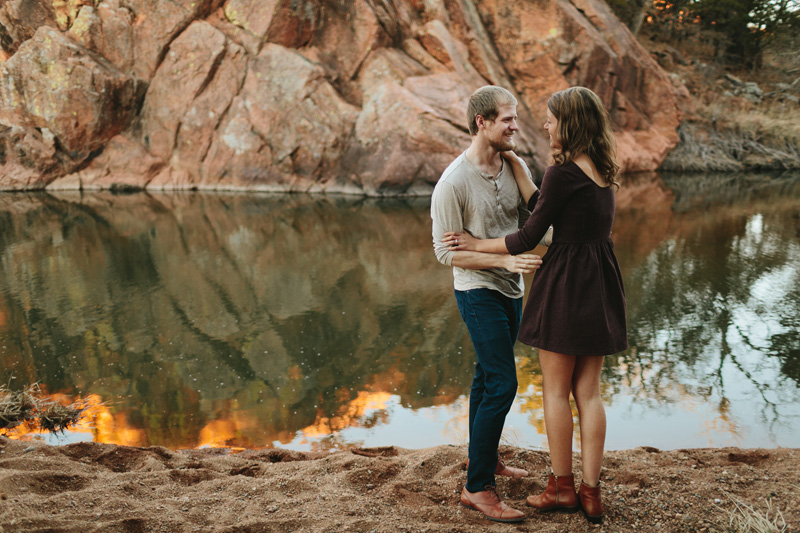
[431, 152, 531, 299]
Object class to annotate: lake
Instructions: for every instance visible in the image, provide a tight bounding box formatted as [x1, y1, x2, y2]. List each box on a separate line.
[1, 170, 799, 453]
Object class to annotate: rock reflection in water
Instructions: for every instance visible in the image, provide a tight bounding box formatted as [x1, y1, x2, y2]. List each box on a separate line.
[1, 170, 799, 451]
[0, 192, 471, 449]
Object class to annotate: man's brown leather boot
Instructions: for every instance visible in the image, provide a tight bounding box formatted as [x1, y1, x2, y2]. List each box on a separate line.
[495, 460, 529, 478]
[460, 486, 526, 523]
[465, 458, 530, 478]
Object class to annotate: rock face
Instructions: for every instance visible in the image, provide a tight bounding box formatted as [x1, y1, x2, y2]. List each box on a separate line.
[0, 0, 683, 194]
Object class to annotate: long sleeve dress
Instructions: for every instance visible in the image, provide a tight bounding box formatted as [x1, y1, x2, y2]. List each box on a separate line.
[505, 161, 628, 356]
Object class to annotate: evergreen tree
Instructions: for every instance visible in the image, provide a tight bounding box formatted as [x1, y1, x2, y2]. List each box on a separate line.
[609, 0, 800, 68]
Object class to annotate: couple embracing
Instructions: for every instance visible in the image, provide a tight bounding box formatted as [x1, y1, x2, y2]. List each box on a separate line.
[431, 85, 628, 524]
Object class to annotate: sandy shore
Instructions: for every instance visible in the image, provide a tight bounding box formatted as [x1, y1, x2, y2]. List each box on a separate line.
[0, 437, 796, 532]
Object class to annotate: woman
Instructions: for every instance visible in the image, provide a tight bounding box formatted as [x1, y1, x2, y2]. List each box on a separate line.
[443, 86, 627, 524]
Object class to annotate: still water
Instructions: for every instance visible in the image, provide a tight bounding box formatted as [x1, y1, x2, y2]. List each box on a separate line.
[1, 171, 799, 452]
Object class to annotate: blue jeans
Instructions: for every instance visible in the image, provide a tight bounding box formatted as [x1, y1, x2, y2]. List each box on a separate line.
[455, 288, 522, 492]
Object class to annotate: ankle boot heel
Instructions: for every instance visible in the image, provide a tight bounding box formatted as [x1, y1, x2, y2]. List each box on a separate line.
[579, 481, 603, 523]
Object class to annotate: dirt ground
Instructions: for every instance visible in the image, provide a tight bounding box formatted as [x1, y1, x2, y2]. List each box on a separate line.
[0, 437, 797, 532]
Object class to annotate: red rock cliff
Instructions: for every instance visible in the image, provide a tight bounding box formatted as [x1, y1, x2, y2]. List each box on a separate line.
[0, 0, 683, 195]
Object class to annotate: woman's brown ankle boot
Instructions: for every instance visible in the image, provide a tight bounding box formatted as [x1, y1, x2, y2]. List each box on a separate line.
[578, 481, 603, 523]
[526, 473, 578, 512]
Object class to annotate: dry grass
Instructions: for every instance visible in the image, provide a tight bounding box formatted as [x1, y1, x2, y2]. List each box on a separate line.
[37, 402, 85, 433]
[0, 383, 87, 434]
[698, 99, 800, 154]
[717, 491, 788, 533]
[0, 384, 40, 429]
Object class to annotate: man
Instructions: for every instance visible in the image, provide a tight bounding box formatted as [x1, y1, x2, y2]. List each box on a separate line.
[431, 86, 545, 523]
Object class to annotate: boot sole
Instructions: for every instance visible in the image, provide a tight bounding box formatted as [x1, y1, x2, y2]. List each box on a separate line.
[528, 505, 580, 514]
[582, 510, 603, 524]
[526, 499, 579, 513]
[461, 502, 526, 523]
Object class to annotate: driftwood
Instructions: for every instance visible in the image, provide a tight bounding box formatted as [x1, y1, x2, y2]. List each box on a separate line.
[0, 384, 88, 434]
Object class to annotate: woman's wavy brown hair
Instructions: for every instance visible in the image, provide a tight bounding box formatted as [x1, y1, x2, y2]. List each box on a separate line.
[548, 86, 620, 189]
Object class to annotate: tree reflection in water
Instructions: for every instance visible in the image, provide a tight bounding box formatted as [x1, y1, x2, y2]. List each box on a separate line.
[601, 171, 800, 447]
[0, 171, 799, 451]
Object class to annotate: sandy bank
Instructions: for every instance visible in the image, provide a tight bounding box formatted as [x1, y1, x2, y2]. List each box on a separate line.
[0, 437, 796, 532]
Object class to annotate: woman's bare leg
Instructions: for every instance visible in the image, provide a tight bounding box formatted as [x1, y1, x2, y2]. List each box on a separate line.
[571, 356, 606, 486]
[538, 349, 577, 476]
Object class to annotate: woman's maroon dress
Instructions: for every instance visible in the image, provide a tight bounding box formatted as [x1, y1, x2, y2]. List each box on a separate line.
[505, 161, 628, 356]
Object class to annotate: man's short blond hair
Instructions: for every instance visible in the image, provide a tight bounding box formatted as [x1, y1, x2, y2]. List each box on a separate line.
[467, 86, 517, 136]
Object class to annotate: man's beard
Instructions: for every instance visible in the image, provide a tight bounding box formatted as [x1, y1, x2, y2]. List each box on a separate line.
[490, 137, 516, 152]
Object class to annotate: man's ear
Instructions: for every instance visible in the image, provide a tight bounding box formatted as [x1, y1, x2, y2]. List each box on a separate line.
[475, 115, 485, 130]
